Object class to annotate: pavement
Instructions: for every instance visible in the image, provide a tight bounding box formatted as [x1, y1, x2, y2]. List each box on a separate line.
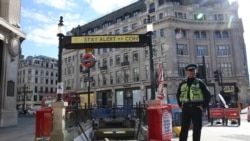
[0, 108, 249, 141]
[172, 107, 250, 141]
[0, 115, 35, 141]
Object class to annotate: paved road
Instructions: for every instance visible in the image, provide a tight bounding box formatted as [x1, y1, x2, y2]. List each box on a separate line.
[0, 109, 249, 141]
[0, 115, 35, 141]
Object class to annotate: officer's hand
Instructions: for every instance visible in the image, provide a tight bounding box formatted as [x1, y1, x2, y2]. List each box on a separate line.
[197, 105, 203, 110]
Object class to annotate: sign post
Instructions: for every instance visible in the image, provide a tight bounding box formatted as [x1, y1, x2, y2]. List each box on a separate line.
[56, 82, 63, 101]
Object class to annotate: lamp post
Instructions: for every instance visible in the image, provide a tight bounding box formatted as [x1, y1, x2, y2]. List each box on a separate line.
[147, 15, 155, 100]
[57, 16, 64, 101]
[22, 84, 28, 114]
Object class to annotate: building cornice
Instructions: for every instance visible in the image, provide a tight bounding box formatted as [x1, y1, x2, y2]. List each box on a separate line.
[0, 17, 26, 39]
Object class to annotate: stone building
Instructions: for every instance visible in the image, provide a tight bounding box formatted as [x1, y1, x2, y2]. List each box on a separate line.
[16, 55, 58, 112]
[0, 0, 26, 127]
[62, 0, 249, 108]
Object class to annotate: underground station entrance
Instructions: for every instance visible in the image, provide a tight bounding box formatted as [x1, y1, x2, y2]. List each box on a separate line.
[59, 32, 153, 140]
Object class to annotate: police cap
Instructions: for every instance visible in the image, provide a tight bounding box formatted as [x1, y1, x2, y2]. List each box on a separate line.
[185, 64, 197, 71]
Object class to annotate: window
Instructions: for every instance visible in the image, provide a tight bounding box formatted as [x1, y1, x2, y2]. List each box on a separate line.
[176, 44, 188, 55]
[222, 31, 229, 38]
[124, 69, 129, 82]
[116, 71, 120, 83]
[102, 73, 107, 85]
[201, 31, 207, 39]
[175, 29, 187, 38]
[123, 26, 128, 33]
[46, 71, 49, 76]
[159, 13, 164, 19]
[116, 17, 122, 23]
[103, 58, 107, 66]
[28, 69, 32, 74]
[158, 0, 164, 6]
[40, 70, 44, 76]
[175, 12, 186, 19]
[145, 65, 150, 80]
[196, 45, 208, 56]
[80, 77, 84, 88]
[152, 31, 157, 39]
[133, 68, 139, 82]
[97, 48, 101, 54]
[115, 55, 120, 65]
[110, 72, 113, 84]
[194, 31, 200, 39]
[123, 53, 128, 62]
[178, 63, 187, 77]
[103, 48, 107, 53]
[132, 23, 137, 30]
[151, 15, 156, 22]
[133, 11, 139, 17]
[149, 3, 155, 13]
[145, 49, 149, 58]
[97, 60, 100, 68]
[153, 46, 158, 57]
[161, 43, 166, 55]
[215, 30, 229, 39]
[214, 14, 226, 20]
[215, 31, 221, 38]
[217, 45, 230, 56]
[110, 57, 113, 66]
[115, 29, 120, 34]
[160, 28, 165, 37]
[218, 63, 232, 77]
[40, 78, 44, 84]
[132, 51, 138, 62]
[124, 14, 130, 20]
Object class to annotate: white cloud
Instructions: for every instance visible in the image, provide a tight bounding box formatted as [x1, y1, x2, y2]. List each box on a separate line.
[84, 0, 137, 14]
[34, 0, 77, 11]
[21, 6, 86, 46]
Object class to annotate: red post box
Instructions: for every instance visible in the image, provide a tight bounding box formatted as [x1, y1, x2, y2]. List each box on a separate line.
[147, 104, 172, 141]
[35, 108, 53, 140]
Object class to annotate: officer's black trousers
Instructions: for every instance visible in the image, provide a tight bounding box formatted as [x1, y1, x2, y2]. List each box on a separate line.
[179, 105, 202, 141]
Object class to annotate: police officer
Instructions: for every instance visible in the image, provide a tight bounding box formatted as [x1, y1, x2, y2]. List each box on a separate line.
[176, 64, 211, 141]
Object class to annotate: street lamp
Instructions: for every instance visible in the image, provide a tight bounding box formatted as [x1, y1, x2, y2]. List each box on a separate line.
[22, 84, 28, 114]
[57, 16, 64, 101]
[147, 15, 155, 100]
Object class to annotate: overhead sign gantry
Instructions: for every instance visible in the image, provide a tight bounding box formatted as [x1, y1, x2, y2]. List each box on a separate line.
[61, 34, 149, 49]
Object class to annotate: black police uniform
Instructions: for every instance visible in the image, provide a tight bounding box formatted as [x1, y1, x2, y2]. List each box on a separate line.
[176, 64, 211, 141]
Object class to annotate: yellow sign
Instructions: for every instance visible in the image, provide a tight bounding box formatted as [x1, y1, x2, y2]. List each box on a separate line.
[72, 35, 140, 43]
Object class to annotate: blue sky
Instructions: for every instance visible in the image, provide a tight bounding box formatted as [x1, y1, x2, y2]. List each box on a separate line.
[21, 0, 137, 58]
[21, 0, 249, 61]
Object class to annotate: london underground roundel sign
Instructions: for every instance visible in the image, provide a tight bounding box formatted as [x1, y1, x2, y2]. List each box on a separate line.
[82, 53, 95, 68]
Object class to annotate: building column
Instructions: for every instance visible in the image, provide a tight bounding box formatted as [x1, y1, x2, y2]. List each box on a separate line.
[50, 102, 68, 141]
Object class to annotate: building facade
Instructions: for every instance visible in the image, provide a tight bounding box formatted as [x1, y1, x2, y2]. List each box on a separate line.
[0, 0, 26, 127]
[17, 55, 58, 111]
[62, 0, 249, 108]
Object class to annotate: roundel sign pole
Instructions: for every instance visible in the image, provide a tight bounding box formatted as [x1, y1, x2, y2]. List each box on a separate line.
[82, 53, 95, 68]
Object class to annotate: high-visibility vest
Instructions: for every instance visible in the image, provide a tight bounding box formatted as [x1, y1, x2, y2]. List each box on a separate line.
[179, 79, 204, 102]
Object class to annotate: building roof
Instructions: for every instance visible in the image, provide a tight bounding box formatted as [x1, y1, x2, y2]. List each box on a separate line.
[70, 0, 228, 35]
[70, 0, 146, 35]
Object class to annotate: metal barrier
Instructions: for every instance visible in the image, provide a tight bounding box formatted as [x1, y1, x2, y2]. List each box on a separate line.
[209, 108, 240, 126]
